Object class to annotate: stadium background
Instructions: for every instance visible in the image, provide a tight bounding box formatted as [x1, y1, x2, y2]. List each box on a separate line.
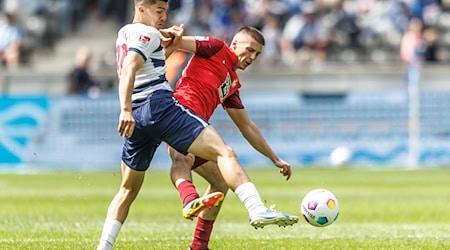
[1, 0, 450, 170]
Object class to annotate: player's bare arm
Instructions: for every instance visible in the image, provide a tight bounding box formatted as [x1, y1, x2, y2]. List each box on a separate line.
[117, 52, 144, 138]
[177, 36, 198, 53]
[227, 108, 292, 180]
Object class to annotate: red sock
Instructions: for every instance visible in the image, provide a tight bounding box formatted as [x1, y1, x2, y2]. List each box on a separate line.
[189, 217, 214, 250]
[177, 180, 200, 207]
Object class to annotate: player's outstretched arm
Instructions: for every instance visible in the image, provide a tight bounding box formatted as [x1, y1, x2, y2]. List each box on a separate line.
[227, 108, 292, 180]
[177, 36, 197, 53]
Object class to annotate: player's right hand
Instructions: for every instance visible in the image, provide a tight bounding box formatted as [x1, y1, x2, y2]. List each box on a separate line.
[118, 110, 135, 138]
[159, 29, 174, 47]
[160, 24, 184, 47]
[274, 158, 292, 181]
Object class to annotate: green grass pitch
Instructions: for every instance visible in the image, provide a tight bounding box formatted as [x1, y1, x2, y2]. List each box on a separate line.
[0, 167, 449, 249]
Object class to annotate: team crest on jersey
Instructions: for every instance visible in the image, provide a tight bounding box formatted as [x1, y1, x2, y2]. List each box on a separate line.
[218, 73, 231, 102]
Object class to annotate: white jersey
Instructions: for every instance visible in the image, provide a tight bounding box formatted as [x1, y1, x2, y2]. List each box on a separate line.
[116, 23, 172, 104]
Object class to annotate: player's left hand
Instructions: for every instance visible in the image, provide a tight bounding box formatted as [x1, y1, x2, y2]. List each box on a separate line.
[274, 158, 291, 181]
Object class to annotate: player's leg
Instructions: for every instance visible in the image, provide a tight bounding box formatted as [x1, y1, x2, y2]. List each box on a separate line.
[187, 125, 299, 229]
[169, 146, 197, 205]
[97, 161, 146, 250]
[189, 161, 229, 250]
[187, 125, 250, 191]
[163, 101, 297, 229]
[169, 146, 224, 220]
[98, 97, 159, 250]
[194, 161, 229, 219]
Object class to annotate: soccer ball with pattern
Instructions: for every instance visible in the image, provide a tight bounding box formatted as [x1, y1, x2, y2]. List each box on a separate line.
[301, 189, 339, 227]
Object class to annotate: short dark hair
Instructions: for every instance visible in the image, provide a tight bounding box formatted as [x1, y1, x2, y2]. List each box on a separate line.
[135, 0, 168, 6]
[236, 26, 265, 46]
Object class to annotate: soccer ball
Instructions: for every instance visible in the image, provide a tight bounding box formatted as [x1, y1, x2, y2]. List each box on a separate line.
[301, 189, 339, 227]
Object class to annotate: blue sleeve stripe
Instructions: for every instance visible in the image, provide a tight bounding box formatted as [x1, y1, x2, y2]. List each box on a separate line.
[133, 75, 168, 94]
[153, 45, 163, 53]
[129, 47, 147, 61]
[151, 58, 165, 67]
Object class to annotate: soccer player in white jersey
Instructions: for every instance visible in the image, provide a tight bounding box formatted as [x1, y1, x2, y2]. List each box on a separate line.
[97, 1, 297, 249]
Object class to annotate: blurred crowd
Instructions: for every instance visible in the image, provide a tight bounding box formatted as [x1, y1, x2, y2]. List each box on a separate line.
[168, 0, 450, 67]
[1, 0, 450, 71]
[0, 0, 128, 70]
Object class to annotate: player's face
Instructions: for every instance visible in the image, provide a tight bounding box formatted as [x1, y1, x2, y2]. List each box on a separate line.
[140, 1, 168, 29]
[232, 34, 263, 70]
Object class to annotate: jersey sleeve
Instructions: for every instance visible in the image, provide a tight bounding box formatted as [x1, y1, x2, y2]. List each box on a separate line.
[128, 27, 161, 61]
[195, 36, 225, 58]
[222, 91, 244, 110]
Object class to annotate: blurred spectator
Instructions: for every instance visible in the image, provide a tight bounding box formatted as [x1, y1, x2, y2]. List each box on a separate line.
[168, 0, 195, 27]
[243, 0, 291, 29]
[0, 12, 23, 70]
[400, 17, 441, 65]
[96, 0, 130, 25]
[260, 13, 282, 63]
[168, 0, 213, 36]
[280, 1, 330, 65]
[386, 0, 411, 35]
[400, 17, 424, 65]
[210, 0, 247, 43]
[67, 47, 100, 97]
[410, 0, 442, 26]
[278, 0, 302, 16]
[421, 25, 439, 62]
[326, 0, 361, 49]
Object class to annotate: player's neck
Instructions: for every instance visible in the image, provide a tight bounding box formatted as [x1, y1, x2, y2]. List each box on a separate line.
[132, 16, 151, 27]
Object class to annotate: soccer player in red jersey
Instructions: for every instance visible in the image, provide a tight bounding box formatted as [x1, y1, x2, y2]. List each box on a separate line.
[168, 26, 296, 250]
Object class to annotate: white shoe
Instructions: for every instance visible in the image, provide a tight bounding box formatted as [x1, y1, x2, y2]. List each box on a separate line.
[249, 205, 299, 229]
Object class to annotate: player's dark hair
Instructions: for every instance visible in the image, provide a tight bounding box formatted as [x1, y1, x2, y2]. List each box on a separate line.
[236, 26, 265, 46]
[135, 0, 168, 6]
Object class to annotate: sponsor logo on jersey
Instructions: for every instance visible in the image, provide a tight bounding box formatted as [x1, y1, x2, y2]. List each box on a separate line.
[218, 73, 231, 102]
[139, 35, 151, 42]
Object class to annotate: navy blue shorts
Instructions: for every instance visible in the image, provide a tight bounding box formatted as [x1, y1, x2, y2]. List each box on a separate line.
[122, 90, 208, 171]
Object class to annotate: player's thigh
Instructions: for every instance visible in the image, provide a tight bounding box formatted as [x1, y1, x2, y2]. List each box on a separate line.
[194, 161, 229, 194]
[188, 125, 233, 162]
[120, 161, 146, 192]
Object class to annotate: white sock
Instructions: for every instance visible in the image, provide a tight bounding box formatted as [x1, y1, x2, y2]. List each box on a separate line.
[234, 182, 267, 215]
[97, 219, 122, 250]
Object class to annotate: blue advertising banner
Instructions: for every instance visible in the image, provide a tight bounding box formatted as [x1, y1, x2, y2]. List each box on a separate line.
[3, 91, 450, 171]
[0, 96, 49, 164]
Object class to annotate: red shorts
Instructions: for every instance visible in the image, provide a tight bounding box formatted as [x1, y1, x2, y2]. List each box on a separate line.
[192, 156, 208, 170]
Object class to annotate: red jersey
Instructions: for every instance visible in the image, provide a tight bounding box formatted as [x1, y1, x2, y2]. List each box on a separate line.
[173, 37, 244, 121]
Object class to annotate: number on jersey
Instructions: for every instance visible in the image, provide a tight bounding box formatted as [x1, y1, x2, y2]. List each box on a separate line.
[116, 44, 128, 78]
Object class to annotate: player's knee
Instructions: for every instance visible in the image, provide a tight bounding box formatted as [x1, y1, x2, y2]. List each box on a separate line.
[118, 185, 140, 201]
[171, 154, 194, 172]
[219, 145, 237, 159]
[171, 151, 194, 166]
